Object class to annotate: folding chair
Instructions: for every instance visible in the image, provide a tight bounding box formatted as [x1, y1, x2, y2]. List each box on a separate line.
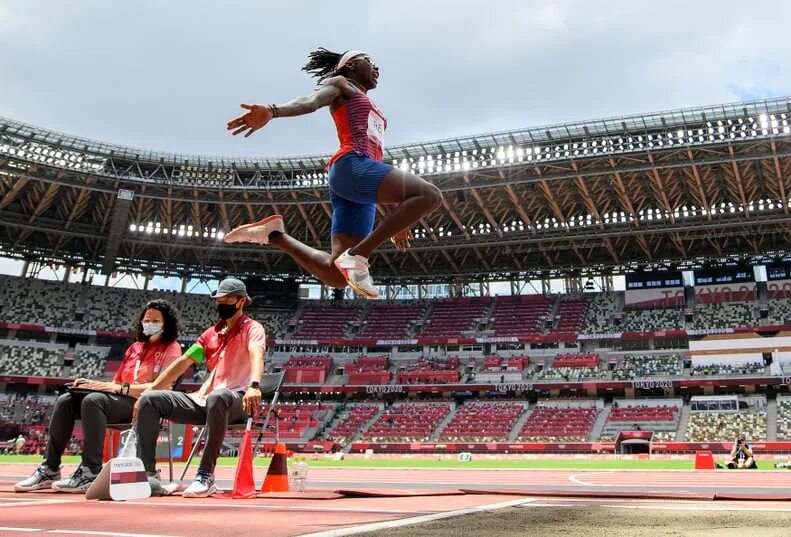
[252, 371, 287, 456]
[105, 375, 186, 482]
[172, 371, 286, 486]
[106, 421, 176, 482]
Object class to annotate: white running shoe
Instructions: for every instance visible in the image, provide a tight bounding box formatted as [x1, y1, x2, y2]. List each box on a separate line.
[182, 470, 217, 498]
[14, 464, 61, 492]
[51, 465, 98, 493]
[223, 215, 284, 245]
[334, 249, 378, 299]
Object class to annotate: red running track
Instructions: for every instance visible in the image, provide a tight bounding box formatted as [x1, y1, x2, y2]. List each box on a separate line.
[302, 467, 791, 488]
[0, 488, 528, 537]
[1, 464, 790, 537]
[6, 464, 791, 491]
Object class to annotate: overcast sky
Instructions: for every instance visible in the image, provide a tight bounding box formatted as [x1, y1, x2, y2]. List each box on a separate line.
[1, 0, 790, 159]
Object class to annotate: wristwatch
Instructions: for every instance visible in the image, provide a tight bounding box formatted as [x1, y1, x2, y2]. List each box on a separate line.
[249, 381, 260, 390]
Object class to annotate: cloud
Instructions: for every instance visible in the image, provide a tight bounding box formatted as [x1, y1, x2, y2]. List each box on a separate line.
[0, 0, 790, 158]
[726, 62, 783, 102]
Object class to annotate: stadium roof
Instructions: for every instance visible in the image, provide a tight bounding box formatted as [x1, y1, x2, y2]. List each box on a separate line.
[1, 97, 790, 284]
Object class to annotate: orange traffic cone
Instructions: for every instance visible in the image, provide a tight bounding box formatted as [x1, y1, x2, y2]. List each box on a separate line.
[229, 425, 257, 498]
[261, 443, 289, 493]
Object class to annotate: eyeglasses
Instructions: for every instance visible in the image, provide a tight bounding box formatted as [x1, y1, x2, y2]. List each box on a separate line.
[357, 56, 377, 70]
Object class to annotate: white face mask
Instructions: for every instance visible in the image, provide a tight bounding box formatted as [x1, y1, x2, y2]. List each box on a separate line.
[142, 322, 163, 337]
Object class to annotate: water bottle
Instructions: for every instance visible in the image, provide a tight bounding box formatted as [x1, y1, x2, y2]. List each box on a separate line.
[294, 459, 308, 493]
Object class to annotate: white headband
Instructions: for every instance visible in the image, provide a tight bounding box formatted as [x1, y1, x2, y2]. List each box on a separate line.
[336, 50, 367, 71]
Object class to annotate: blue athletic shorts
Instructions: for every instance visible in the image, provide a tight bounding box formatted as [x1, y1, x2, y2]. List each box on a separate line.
[327, 152, 393, 237]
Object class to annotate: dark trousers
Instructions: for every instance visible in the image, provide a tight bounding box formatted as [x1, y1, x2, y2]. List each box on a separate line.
[135, 389, 246, 474]
[44, 392, 136, 473]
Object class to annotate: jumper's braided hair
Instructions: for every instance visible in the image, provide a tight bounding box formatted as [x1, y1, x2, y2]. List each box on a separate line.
[302, 47, 345, 80]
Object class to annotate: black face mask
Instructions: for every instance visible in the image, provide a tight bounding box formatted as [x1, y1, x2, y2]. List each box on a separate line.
[216, 303, 239, 320]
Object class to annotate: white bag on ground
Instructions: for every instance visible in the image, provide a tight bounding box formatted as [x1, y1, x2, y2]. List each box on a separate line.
[86, 429, 151, 501]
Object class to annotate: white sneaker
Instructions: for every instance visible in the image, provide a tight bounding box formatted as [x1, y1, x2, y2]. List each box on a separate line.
[182, 470, 217, 498]
[14, 464, 61, 492]
[224, 215, 284, 245]
[51, 465, 98, 493]
[334, 249, 378, 299]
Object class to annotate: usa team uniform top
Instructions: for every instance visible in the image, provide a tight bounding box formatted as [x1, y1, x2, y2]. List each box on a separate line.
[329, 87, 388, 165]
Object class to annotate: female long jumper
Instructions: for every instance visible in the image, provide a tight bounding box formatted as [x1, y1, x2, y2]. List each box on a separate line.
[224, 48, 442, 299]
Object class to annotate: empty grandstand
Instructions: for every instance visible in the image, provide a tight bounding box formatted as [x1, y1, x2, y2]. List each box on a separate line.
[2, 97, 791, 455]
[516, 403, 599, 442]
[599, 400, 682, 442]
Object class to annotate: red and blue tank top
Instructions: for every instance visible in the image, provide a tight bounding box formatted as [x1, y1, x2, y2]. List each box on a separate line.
[328, 88, 387, 165]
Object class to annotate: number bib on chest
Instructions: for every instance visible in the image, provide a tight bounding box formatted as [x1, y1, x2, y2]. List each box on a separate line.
[367, 110, 385, 146]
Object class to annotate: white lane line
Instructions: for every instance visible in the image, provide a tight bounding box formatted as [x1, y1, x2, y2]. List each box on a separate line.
[526, 503, 791, 513]
[564, 473, 790, 488]
[48, 531, 179, 537]
[296, 498, 536, 537]
[568, 473, 612, 486]
[568, 473, 788, 493]
[528, 497, 791, 508]
[568, 473, 592, 486]
[0, 499, 76, 508]
[0, 498, 76, 502]
[117, 500, 427, 515]
[0, 530, 177, 537]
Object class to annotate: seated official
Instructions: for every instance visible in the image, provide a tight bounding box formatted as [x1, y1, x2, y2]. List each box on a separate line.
[134, 278, 266, 498]
[727, 433, 757, 469]
[15, 300, 182, 493]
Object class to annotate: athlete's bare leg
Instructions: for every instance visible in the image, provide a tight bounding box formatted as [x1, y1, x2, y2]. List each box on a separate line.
[270, 232, 360, 289]
[348, 169, 442, 259]
[226, 168, 440, 293]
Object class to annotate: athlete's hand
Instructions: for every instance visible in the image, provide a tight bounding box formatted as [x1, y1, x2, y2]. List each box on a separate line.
[227, 104, 273, 137]
[391, 230, 413, 252]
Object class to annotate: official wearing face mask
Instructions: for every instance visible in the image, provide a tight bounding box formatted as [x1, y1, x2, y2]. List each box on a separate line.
[134, 278, 267, 497]
[15, 299, 182, 494]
